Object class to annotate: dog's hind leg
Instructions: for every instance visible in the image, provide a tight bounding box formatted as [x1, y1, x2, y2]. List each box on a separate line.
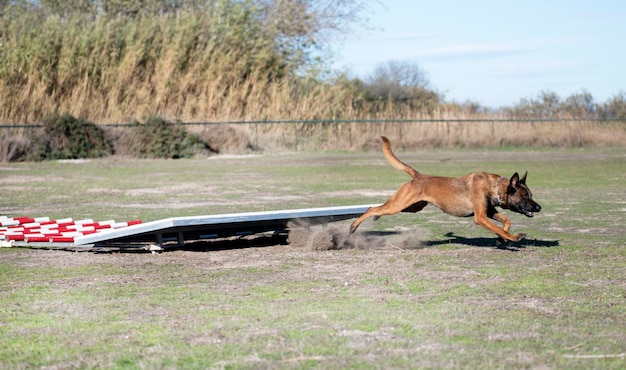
[373, 201, 427, 221]
[350, 182, 425, 233]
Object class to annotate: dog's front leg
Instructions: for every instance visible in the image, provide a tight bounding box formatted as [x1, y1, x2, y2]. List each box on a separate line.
[474, 211, 526, 242]
[490, 212, 511, 232]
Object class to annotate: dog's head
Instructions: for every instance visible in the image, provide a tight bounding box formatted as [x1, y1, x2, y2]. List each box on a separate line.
[506, 172, 542, 217]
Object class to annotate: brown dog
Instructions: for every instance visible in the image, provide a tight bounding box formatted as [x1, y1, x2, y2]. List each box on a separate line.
[350, 136, 541, 242]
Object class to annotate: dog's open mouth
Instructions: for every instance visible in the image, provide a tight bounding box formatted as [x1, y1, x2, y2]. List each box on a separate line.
[513, 207, 535, 217]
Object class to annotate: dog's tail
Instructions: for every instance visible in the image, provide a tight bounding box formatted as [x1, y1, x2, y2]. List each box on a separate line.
[381, 136, 419, 178]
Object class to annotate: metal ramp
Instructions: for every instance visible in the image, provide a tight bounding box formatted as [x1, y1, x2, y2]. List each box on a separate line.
[1, 205, 376, 250]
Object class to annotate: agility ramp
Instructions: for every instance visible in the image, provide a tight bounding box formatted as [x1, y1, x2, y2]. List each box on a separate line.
[0, 204, 376, 250]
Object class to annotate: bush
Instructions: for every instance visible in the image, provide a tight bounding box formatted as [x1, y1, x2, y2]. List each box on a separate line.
[28, 114, 113, 161]
[120, 117, 214, 159]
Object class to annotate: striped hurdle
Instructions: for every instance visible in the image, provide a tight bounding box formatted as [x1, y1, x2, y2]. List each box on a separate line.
[0, 216, 142, 244]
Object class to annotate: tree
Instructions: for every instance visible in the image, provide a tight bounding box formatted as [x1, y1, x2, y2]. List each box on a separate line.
[599, 92, 626, 120]
[363, 60, 433, 99]
[509, 91, 562, 119]
[359, 60, 439, 112]
[562, 90, 596, 119]
[367, 60, 429, 89]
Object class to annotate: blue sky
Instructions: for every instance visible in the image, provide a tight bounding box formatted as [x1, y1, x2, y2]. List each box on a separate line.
[330, 0, 625, 108]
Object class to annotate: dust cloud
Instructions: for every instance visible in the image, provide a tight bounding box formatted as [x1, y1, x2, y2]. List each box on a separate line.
[287, 220, 429, 251]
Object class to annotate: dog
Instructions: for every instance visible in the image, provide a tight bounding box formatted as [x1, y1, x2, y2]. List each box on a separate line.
[350, 136, 541, 242]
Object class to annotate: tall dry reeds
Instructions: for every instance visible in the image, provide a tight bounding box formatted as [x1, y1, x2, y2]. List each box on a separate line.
[0, 2, 451, 126]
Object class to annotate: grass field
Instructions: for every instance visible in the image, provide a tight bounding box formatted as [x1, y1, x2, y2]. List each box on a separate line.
[1, 146, 625, 369]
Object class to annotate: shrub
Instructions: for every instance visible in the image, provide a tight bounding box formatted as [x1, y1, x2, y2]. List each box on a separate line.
[120, 117, 214, 159]
[28, 114, 113, 161]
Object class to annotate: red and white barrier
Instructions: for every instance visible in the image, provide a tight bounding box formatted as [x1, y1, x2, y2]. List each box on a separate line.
[0, 216, 142, 244]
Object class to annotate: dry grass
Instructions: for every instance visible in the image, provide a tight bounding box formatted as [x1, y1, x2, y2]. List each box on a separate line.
[0, 129, 32, 162]
[200, 119, 626, 152]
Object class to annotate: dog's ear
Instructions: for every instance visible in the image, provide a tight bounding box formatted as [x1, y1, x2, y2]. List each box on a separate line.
[508, 172, 520, 194]
[520, 171, 527, 185]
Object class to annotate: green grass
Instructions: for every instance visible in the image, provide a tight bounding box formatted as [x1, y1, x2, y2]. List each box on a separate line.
[1, 147, 625, 369]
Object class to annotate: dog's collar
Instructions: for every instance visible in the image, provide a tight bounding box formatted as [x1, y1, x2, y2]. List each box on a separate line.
[495, 177, 507, 206]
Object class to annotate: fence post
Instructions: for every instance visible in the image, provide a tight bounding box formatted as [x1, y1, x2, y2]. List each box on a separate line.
[349, 121, 352, 148]
[255, 121, 259, 150]
[294, 122, 298, 151]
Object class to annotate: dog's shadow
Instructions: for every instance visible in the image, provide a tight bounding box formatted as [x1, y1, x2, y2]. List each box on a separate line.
[355, 230, 558, 251]
[424, 232, 559, 251]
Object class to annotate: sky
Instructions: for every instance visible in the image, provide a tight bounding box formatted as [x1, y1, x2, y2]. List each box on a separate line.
[330, 0, 625, 108]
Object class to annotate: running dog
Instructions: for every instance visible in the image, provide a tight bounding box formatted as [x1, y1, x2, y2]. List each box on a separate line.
[350, 137, 541, 242]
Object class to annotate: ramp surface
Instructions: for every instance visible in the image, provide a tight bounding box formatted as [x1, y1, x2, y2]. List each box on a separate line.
[1, 205, 376, 249]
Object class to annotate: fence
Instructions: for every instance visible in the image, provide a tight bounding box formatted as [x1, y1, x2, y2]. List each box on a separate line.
[1, 119, 625, 153]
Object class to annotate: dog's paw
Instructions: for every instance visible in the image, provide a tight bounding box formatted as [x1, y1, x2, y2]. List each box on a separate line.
[516, 233, 527, 241]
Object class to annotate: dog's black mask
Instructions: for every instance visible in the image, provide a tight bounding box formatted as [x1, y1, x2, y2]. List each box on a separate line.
[507, 172, 542, 217]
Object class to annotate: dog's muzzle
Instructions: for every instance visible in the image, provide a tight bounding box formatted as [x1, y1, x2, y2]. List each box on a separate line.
[523, 203, 542, 217]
